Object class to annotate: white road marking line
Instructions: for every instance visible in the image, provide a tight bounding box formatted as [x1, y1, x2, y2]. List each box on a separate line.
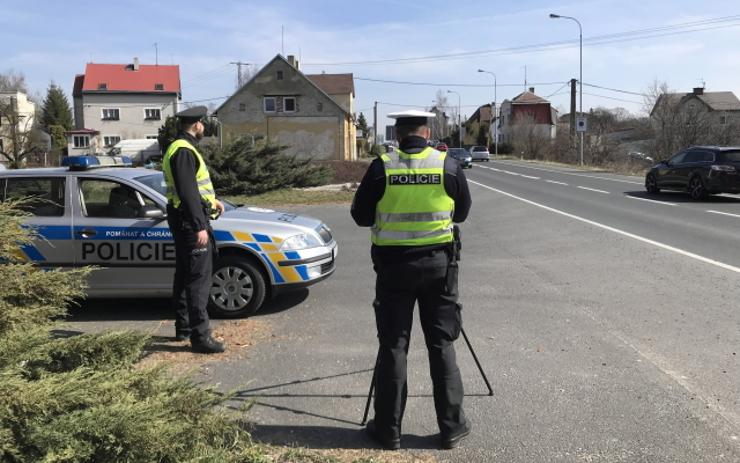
[468, 179, 740, 275]
[520, 175, 540, 180]
[546, 180, 568, 186]
[493, 160, 643, 185]
[707, 209, 740, 219]
[577, 186, 610, 194]
[626, 195, 678, 206]
[504, 171, 520, 176]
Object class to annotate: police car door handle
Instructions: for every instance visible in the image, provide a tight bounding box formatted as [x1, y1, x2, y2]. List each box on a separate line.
[77, 228, 97, 238]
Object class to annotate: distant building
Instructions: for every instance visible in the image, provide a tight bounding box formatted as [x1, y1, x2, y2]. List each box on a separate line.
[498, 87, 558, 142]
[651, 87, 740, 129]
[215, 54, 357, 161]
[71, 58, 180, 151]
[428, 105, 449, 141]
[464, 104, 493, 146]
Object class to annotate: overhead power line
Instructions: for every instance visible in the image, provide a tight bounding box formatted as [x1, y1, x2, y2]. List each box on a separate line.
[303, 14, 740, 66]
[582, 82, 648, 97]
[582, 92, 643, 105]
[356, 77, 566, 88]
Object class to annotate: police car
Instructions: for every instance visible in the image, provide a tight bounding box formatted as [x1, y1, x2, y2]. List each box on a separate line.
[1, 156, 337, 317]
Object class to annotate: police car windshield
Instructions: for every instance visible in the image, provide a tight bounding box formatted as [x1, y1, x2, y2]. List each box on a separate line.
[134, 172, 236, 211]
[134, 173, 168, 197]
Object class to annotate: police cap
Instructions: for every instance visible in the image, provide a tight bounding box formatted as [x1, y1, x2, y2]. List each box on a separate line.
[388, 109, 435, 127]
[175, 105, 208, 124]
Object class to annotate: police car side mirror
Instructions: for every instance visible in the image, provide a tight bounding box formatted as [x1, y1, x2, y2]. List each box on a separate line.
[139, 205, 165, 219]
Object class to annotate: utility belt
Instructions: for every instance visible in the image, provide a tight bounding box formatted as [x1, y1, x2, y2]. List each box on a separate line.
[167, 200, 218, 220]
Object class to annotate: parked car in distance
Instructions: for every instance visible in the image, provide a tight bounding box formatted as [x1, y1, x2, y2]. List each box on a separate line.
[435, 143, 448, 152]
[108, 139, 161, 165]
[447, 148, 472, 169]
[645, 146, 740, 200]
[470, 145, 490, 161]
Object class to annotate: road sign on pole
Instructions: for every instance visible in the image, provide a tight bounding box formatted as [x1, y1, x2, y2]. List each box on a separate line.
[576, 116, 587, 133]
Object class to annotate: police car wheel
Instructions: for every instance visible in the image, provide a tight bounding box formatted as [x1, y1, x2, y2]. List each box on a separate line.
[208, 255, 266, 318]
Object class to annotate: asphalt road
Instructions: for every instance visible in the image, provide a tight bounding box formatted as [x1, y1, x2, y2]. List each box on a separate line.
[68, 160, 740, 462]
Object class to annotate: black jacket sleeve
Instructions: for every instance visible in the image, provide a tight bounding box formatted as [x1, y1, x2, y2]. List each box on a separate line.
[444, 157, 472, 223]
[170, 148, 208, 231]
[350, 158, 386, 227]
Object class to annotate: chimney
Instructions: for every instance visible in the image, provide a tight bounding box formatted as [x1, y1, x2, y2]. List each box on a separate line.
[133, 57, 140, 71]
[528, 87, 535, 93]
[287, 55, 299, 70]
[693, 87, 704, 96]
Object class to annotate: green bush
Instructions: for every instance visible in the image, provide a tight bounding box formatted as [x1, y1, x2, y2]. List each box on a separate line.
[203, 138, 333, 195]
[0, 200, 263, 462]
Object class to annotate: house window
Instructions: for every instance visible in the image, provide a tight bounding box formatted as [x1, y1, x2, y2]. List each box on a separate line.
[277, 70, 284, 81]
[154, 83, 164, 91]
[284, 97, 296, 112]
[103, 136, 121, 148]
[98, 83, 108, 90]
[264, 97, 276, 112]
[101, 108, 120, 120]
[144, 108, 161, 120]
[73, 135, 90, 148]
[145, 135, 158, 139]
[239, 103, 246, 112]
[720, 115, 728, 125]
[317, 102, 323, 112]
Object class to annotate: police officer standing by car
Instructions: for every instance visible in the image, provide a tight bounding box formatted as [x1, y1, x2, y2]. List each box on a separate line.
[351, 110, 472, 450]
[162, 106, 225, 354]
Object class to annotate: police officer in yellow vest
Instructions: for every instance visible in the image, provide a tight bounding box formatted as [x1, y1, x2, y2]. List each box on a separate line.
[163, 106, 225, 354]
[351, 110, 472, 450]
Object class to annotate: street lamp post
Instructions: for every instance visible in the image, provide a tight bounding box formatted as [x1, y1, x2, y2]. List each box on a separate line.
[446, 90, 461, 148]
[550, 13, 583, 166]
[477, 69, 497, 156]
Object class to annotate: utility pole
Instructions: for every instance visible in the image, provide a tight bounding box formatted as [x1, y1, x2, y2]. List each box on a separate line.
[154, 43, 158, 65]
[569, 78, 577, 138]
[230, 61, 251, 89]
[373, 101, 378, 146]
[524, 65, 527, 91]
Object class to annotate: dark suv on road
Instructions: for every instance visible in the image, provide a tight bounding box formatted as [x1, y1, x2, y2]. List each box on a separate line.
[645, 146, 740, 200]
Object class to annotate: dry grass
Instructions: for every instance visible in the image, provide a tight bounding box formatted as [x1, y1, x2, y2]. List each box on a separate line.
[138, 318, 274, 371]
[226, 188, 355, 207]
[262, 445, 437, 463]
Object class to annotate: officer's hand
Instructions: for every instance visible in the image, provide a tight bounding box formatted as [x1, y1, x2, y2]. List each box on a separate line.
[214, 199, 225, 215]
[196, 229, 209, 248]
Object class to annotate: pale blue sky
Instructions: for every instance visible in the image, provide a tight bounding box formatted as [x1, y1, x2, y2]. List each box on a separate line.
[3, 0, 740, 128]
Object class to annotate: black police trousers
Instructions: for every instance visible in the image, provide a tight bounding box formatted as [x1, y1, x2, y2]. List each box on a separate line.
[167, 206, 213, 342]
[372, 249, 467, 437]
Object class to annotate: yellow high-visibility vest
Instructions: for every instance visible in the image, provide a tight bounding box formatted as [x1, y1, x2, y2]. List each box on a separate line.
[372, 147, 454, 246]
[162, 139, 216, 217]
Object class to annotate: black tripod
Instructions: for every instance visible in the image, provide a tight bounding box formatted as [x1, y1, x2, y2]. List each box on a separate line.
[360, 326, 493, 425]
[360, 226, 493, 426]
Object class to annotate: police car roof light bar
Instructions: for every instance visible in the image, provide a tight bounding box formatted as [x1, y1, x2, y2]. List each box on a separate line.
[62, 155, 133, 171]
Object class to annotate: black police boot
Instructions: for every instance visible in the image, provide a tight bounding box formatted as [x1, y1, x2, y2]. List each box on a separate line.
[365, 419, 400, 450]
[191, 336, 225, 354]
[440, 421, 471, 449]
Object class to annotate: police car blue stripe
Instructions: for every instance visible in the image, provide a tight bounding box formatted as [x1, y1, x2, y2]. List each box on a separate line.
[212, 230, 234, 241]
[295, 265, 309, 281]
[284, 251, 300, 260]
[21, 244, 45, 262]
[72, 226, 173, 241]
[253, 234, 272, 243]
[264, 258, 285, 283]
[36, 226, 73, 240]
[245, 243, 261, 252]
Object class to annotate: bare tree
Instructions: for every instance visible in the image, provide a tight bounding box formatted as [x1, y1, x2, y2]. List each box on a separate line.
[511, 114, 550, 160]
[0, 97, 42, 168]
[0, 70, 27, 93]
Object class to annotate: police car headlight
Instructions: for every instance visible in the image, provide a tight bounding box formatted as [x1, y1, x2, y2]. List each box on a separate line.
[280, 233, 321, 251]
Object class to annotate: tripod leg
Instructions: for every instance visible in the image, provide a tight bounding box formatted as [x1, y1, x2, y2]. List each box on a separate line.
[361, 350, 380, 425]
[461, 326, 493, 396]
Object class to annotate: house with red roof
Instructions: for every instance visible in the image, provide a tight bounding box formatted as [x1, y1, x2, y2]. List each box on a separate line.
[498, 87, 558, 144]
[69, 58, 180, 154]
[215, 54, 356, 161]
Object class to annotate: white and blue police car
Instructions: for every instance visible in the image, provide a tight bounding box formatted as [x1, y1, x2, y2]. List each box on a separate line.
[1, 156, 337, 317]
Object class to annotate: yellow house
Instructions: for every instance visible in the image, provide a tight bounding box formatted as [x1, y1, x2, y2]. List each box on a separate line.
[215, 55, 356, 161]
